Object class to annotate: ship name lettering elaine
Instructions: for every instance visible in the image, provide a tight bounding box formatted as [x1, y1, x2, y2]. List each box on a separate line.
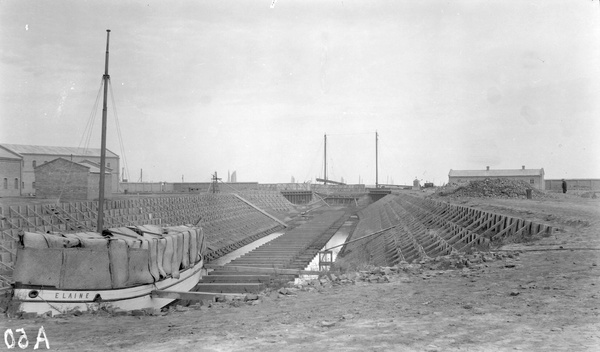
[54, 292, 91, 300]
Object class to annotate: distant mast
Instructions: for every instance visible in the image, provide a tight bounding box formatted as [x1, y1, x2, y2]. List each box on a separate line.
[97, 29, 111, 232]
[375, 131, 378, 188]
[323, 133, 327, 185]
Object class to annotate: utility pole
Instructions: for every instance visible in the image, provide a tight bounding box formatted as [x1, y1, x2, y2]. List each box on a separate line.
[211, 172, 221, 193]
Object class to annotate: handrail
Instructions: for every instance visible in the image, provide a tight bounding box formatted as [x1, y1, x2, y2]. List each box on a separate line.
[319, 224, 400, 253]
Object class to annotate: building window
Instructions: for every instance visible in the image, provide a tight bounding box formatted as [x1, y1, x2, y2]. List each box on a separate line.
[21, 181, 24, 189]
[32, 182, 36, 189]
[3, 178, 7, 189]
[14, 178, 19, 189]
[32, 160, 36, 168]
[107, 162, 111, 168]
[530, 179, 534, 184]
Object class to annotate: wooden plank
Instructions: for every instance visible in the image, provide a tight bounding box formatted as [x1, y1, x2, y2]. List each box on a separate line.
[151, 290, 245, 301]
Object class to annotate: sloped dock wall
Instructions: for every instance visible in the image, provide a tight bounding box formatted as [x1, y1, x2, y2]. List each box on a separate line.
[341, 194, 553, 267]
[0, 193, 288, 287]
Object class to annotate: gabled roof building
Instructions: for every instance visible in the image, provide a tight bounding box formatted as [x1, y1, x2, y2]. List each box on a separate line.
[34, 158, 112, 201]
[448, 166, 545, 190]
[0, 147, 23, 197]
[0, 144, 119, 195]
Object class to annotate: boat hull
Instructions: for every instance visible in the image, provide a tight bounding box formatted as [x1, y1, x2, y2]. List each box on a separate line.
[13, 260, 205, 316]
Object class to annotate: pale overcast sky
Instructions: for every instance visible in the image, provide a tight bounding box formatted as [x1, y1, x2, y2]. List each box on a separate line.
[1, 0, 599, 185]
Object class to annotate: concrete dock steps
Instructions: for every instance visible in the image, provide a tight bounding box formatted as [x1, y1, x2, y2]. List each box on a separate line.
[193, 282, 264, 294]
[208, 269, 297, 282]
[199, 275, 272, 283]
[225, 210, 346, 270]
[198, 209, 350, 296]
[221, 263, 286, 268]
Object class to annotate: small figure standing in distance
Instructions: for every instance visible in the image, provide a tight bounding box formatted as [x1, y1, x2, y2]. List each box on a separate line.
[562, 179, 567, 194]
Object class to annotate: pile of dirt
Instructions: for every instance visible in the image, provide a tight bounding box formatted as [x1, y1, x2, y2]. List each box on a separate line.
[435, 178, 548, 199]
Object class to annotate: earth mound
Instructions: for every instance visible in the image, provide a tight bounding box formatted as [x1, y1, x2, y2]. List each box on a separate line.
[434, 178, 547, 199]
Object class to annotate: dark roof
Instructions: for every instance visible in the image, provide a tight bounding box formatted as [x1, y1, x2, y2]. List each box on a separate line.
[449, 168, 544, 178]
[35, 158, 111, 174]
[0, 144, 118, 158]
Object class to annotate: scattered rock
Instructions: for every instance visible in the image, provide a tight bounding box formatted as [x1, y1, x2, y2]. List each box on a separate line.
[190, 303, 203, 310]
[111, 308, 129, 316]
[21, 312, 38, 319]
[320, 320, 336, 327]
[143, 307, 161, 315]
[245, 293, 259, 301]
[131, 309, 145, 316]
[229, 300, 242, 308]
[278, 288, 291, 295]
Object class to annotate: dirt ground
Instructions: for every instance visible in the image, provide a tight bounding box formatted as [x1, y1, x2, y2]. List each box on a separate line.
[1, 192, 599, 351]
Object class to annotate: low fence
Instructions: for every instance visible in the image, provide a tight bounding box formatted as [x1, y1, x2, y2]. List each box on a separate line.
[545, 179, 600, 191]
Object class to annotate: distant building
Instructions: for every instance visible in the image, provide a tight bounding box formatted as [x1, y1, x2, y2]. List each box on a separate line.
[0, 147, 23, 197]
[0, 144, 119, 195]
[448, 166, 545, 190]
[413, 179, 421, 190]
[34, 158, 112, 201]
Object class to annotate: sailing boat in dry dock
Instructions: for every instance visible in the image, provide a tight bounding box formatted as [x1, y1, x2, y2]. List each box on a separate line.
[11, 30, 206, 316]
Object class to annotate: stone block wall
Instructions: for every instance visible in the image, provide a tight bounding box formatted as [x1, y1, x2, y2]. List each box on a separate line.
[35, 160, 89, 200]
[0, 159, 22, 197]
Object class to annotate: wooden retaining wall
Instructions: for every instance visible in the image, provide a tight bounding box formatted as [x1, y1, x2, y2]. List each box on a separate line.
[0, 193, 287, 288]
[342, 194, 553, 267]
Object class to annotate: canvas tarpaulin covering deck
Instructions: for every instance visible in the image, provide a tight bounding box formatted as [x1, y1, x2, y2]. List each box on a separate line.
[13, 225, 205, 290]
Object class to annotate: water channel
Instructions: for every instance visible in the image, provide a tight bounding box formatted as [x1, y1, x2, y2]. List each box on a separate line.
[304, 219, 354, 271]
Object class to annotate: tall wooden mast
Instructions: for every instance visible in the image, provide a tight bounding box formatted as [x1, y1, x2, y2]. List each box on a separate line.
[97, 29, 111, 232]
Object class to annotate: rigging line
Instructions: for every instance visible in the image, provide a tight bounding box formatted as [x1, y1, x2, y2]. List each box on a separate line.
[108, 79, 130, 182]
[83, 77, 104, 149]
[304, 140, 322, 183]
[58, 77, 103, 203]
[81, 77, 104, 152]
